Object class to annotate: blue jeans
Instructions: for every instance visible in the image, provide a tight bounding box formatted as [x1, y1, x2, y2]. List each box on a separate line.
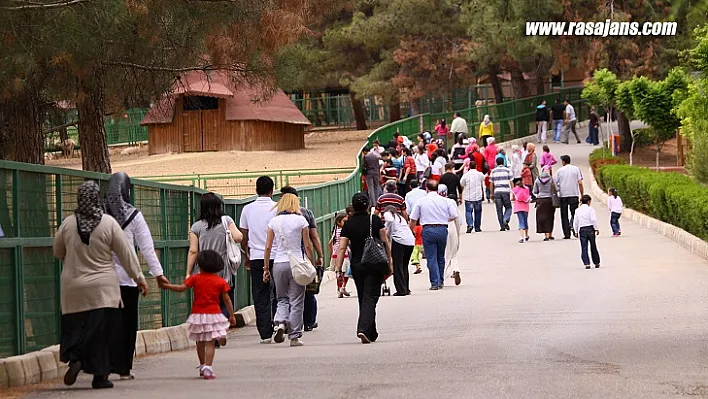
[465, 200, 483, 231]
[494, 192, 513, 229]
[579, 226, 601, 266]
[610, 212, 621, 235]
[552, 120, 563, 142]
[589, 125, 600, 145]
[516, 211, 529, 230]
[421, 226, 448, 288]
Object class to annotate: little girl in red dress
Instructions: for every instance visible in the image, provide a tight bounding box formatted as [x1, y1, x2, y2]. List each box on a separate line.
[160, 250, 235, 380]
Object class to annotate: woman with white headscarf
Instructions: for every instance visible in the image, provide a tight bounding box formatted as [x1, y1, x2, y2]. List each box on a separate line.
[54, 181, 147, 389]
[510, 145, 524, 183]
[479, 115, 494, 148]
[438, 184, 462, 286]
[105, 172, 166, 380]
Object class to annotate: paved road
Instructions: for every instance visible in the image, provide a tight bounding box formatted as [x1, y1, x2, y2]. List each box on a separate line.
[31, 125, 708, 398]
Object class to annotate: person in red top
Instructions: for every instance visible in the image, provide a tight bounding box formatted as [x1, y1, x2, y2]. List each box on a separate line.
[426, 141, 438, 158]
[160, 250, 235, 380]
[399, 147, 417, 196]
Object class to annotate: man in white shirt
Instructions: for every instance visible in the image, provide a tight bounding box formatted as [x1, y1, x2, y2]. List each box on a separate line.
[573, 194, 601, 269]
[408, 180, 459, 290]
[555, 155, 584, 239]
[459, 161, 485, 233]
[240, 176, 278, 343]
[450, 112, 468, 142]
[563, 99, 581, 144]
[405, 179, 427, 213]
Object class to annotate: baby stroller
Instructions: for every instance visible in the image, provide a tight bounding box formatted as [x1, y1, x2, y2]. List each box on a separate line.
[381, 273, 392, 296]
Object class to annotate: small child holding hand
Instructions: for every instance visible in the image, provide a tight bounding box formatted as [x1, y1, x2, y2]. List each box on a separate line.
[160, 250, 235, 380]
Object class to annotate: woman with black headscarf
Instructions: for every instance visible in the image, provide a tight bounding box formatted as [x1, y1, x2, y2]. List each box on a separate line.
[105, 172, 166, 380]
[335, 193, 393, 344]
[54, 181, 147, 389]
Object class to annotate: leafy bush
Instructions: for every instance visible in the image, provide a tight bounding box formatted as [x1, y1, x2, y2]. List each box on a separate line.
[596, 164, 708, 240]
[589, 147, 622, 175]
[628, 127, 654, 148]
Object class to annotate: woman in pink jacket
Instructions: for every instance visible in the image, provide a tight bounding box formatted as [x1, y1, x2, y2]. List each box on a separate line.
[483, 137, 498, 170]
[539, 145, 558, 173]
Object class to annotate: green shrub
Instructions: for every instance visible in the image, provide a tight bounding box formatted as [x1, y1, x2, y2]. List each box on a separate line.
[589, 147, 622, 176]
[597, 164, 708, 240]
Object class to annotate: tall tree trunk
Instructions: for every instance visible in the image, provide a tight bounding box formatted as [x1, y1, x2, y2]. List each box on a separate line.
[350, 91, 368, 130]
[616, 110, 632, 153]
[389, 92, 401, 123]
[77, 69, 111, 173]
[488, 63, 505, 104]
[535, 71, 546, 96]
[509, 63, 530, 99]
[4, 82, 44, 164]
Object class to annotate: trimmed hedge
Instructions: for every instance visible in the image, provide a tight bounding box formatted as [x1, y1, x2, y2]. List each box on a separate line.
[589, 147, 622, 175]
[596, 164, 708, 240]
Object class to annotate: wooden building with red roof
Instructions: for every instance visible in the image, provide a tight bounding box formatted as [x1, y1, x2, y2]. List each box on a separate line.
[141, 71, 311, 155]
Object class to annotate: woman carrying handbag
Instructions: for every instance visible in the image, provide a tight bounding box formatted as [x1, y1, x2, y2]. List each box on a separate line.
[532, 170, 558, 241]
[335, 193, 393, 344]
[263, 193, 315, 347]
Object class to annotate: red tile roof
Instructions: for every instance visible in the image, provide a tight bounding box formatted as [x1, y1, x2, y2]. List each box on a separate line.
[140, 71, 310, 126]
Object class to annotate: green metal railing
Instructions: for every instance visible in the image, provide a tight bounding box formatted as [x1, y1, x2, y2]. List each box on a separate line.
[46, 109, 149, 152]
[0, 89, 588, 357]
[139, 168, 354, 199]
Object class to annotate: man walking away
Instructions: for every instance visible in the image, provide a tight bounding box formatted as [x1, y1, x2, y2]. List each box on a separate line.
[563, 99, 581, 144]
[460, 161, 485, 233]
[439, 162, 462, 204]
[550, 99, 565, 144]
[405, 179, 426, 214]
[451, 112, 468, 143]
[377, 180, 408, 219]
[535, 99, 550, 144]
[280, 186, 325, 332]
[239, 176, 278, 344]
[409, 180, 459, 290]
[573, 194, 601, 269]
[490, 157, 514, 231]
[555, 155, 584, 239]
[362, 146, 383, 205]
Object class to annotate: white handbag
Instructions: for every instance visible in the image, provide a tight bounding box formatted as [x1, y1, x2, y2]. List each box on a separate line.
[277, 217, 316, 286]
[222, 216, 241, 272]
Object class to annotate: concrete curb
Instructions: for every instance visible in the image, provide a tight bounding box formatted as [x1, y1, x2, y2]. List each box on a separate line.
[1, 305, 256, 390]
[587, 166, 708, 261]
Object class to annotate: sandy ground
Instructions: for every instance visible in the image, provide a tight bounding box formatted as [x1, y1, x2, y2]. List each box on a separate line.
[47, 130, 371, 177]
[617, 138, 684, 169]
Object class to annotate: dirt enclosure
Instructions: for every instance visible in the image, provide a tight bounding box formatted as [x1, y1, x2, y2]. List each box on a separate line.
[47, 130, 371, 178]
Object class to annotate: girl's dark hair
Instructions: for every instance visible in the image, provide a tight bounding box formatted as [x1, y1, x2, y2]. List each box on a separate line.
[543, 145, 550, 152]
[609, 187, 618, 198]
[403, 147, 412, 156]
[352, 192, 369, 212]
[457, 136, 464, 145]
[331, 213, 347, 244]
[436, 149, 447, 160]
[199, 193, 224, 229]
[440, 119, 446, 128]
[197, 250, 224, 274]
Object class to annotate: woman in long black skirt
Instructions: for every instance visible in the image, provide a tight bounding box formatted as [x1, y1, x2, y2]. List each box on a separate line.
[533, 171, 556, 241]
[105, 172, 167, 380]
[54, 181, 148, 389]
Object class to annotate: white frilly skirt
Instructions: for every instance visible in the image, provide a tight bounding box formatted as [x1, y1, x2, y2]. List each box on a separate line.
[186, 313, 230, 342]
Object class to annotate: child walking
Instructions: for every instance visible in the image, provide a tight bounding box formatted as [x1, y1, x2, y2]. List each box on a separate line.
[573, 195, 601, 269]
[607, 188, 623, 236]
[511, 180, 531, 243]
[160, 250, 235, 380]
[329, 213, 351, 298]
[539, 145, 557, 173]
[410, 224, 423, 274]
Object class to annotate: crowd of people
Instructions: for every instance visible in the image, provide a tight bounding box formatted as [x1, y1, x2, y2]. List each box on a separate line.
[52, 100, 625, 387]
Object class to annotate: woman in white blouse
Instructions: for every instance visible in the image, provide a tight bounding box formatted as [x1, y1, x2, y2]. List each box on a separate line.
[383, 205, 414, 296]
[105, 172, 167, 380]
[414, 145, 430, 181]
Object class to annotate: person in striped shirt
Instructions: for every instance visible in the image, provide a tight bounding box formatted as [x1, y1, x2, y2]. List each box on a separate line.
[490, 157, 514, 231]
[376, 181, 408, 220]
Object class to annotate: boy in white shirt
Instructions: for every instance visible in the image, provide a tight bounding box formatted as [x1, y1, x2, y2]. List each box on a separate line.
[573, 194, 601, 269]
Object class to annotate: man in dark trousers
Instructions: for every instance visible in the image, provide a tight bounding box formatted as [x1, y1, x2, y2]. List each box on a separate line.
[239, 176, 278, 344]
[439, 162, 462, 204]
[550, 98, 566, 144]
[554, 155, 584, 239]
[362, 146, 383, 205]
[280, 186, 325, 332]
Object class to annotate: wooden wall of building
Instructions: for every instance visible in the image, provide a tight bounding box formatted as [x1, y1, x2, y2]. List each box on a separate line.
[147, 97, 306, 155]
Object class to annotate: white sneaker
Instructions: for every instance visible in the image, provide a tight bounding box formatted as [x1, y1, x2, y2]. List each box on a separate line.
[290, 338, 304, 347]
[273, 324, 286, 343]
[260, 338, 272, 344]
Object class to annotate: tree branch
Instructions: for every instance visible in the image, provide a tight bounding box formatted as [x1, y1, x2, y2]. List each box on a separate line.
[102, 61, 248, 73]
[1, 0, 89, 10]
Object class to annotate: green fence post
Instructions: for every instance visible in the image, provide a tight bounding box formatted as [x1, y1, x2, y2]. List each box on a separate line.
[14, 246, 26, 355]
[160, 189, 170, 327]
